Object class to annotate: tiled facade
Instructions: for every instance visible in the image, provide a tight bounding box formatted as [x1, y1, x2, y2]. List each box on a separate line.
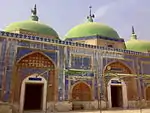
[0, 31, 150, 112]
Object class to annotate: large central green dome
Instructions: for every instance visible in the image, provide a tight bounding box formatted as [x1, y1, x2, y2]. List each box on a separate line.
[65, 21, 120, 39]
[4, 5, 59, 39]
[65, 6, 120, 39]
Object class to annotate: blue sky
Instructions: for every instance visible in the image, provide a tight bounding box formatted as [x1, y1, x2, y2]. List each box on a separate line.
[0, 0, 150, 41]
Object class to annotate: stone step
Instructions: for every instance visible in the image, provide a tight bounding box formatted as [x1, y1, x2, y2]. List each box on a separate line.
[23, 111, 45, 113]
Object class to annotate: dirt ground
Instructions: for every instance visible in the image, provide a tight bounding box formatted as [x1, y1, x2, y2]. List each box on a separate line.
[58, 109, 150, 113]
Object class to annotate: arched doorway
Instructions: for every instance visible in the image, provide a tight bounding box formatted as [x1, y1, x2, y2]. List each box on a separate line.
[11, 51, 56, 112]
[20, 74, 47, 113]
[107, 78, 128, 108]
[104, 61, 133, 108]
[71, 82, 92, 101]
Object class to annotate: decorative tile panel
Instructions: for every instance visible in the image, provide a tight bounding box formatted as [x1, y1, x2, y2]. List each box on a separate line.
[70, 54, 92, 70]
[19, 68, 49, 80]
[16, 47, 57, 64]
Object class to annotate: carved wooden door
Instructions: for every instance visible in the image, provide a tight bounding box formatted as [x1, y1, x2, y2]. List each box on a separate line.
[72, 82, 91, 101]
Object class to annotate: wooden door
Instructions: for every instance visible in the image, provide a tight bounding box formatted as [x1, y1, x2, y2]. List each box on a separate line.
[72, 82, 91, 101]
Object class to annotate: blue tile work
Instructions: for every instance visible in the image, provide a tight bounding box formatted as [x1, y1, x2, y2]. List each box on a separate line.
[65, 75, 69, 100]
[93, 52, 104, 99]
[141, 63, 150, 75]
[66, 35, 124, 43]
[65, 47, 71, 69]
[19, 68, 50, 81]
[70, 80, 90, 86]
[70, 55, 91, 70]
[139, 57, 150, 61]
[124, 54, 137, 59]
[0, 38, 6, 91]
[1, 31, 150, 102]
[68, 47, 94, 70]
[138, 57, 150, 75]
[0, 31, 150, 57]
[2, 39, 18, 102]
[57, 46, 65, 100]
[16, 48, 33, 61]
[16, 47, 58, 64]
[18, 41, 59, 51]
[94, 78, 98, 100]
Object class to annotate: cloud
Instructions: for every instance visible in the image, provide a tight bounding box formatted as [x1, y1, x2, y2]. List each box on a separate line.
[94, 2, 118, 20]
[93, 0, 133, 20]
[81, 2, 117, 23]
[94, 4, 113, 20]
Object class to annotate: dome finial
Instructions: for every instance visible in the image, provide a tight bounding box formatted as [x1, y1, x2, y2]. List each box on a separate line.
[31, 4, 37, 16]
[132, 26, 135, 34]
[131, 26, 137, 40]
[31, 4, 39, 21]
[87, 6, 95, 22]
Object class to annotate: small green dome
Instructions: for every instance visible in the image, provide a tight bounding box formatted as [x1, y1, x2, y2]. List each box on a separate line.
[65, 22, 120, 39]
[4, 20, 59, 38]
[125, 39, 150, 52]
[125, 26, 150, 52]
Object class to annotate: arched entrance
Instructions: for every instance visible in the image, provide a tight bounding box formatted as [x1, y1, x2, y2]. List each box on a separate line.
[11, 51, 56, 113]
[104, 61, 132, 108]
[107, 78, 128, 108]
[20, 74, 47, 113]
[71, 82, 92, 101]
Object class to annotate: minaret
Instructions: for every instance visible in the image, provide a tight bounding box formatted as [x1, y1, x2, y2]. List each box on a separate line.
[87, 6, 95, 22]
[31, 4, 39, 21]
[131, 26, 137, 39]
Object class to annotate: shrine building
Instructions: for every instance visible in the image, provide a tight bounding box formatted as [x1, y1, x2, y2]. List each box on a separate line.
[0, 5, 150, 113]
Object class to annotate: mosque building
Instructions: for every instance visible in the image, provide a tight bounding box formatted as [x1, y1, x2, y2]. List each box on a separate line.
[1, 5, 150, 113]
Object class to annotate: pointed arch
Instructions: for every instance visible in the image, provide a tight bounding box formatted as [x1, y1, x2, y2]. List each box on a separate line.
[104, 60, 138, 106]
[11, 51, 58, 106]
[16, 51, 56, 68]
[103, 60, 134, 75]
[71, 81, 92, 101]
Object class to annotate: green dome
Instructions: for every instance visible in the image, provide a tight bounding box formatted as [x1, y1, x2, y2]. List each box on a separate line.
[4, 20, 59, 38]
[125, 39, 150, 52]
[65, 22, 120, 39]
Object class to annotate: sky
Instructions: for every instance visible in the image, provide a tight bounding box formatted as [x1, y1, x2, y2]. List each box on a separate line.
[0, 0, 150, 41]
